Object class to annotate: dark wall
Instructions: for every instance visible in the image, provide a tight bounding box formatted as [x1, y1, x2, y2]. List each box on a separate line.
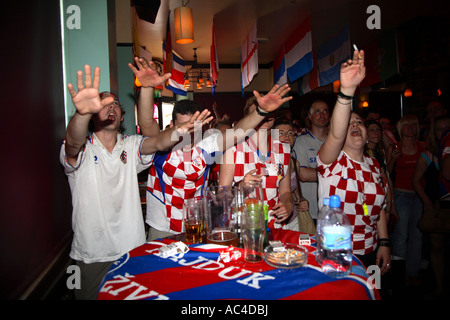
[0, 1, 73, 299]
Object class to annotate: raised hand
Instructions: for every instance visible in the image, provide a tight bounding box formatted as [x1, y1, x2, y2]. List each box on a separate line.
[340, 50, 366, 94]
[253, 84, 292, 113]
[67, 65, 113, 115]
[128, 57, 171, 88]
[174, 109, 214, 135]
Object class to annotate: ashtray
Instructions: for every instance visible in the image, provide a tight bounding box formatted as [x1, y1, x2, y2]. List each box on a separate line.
[264, 243, 308, 269]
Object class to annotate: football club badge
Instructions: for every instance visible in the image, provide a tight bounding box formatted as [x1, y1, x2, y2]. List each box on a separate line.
[120, 151, 127, 164]
[192, 156, 203, 170]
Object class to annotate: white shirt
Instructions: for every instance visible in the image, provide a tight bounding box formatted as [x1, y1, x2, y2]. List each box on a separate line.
[60, 133, 153, 263]
[292, 131, 326, 219]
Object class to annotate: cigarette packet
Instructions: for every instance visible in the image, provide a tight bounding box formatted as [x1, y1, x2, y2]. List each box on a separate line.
[158, 241, 189, 258]
[299, 234, 311, 246]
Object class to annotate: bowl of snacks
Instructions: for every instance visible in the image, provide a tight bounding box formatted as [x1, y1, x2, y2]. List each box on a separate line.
[264, 242, 308, 269]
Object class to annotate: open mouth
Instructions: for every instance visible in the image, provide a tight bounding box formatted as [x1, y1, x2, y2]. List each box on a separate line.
[108, 111, 117, 121]
[350, 128, 362, 137]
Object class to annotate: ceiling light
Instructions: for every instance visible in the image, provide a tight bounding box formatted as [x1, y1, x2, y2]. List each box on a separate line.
[174, 6, 194, 44]
[185, 48, 209, 91]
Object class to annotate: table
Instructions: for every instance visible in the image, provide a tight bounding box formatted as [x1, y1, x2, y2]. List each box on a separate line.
[97, 229, 380, 300]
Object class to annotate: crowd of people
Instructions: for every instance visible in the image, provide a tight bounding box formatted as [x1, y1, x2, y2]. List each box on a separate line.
[60, 51, 449, 300]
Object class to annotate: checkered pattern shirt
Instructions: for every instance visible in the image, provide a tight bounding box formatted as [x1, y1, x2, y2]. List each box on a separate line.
[230, 136, 291, 228]
[317, 151, 387, 255]
[146, 133, 220, 233]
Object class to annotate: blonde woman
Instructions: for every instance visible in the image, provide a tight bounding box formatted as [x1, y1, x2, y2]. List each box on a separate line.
[386, 115, 426, 286]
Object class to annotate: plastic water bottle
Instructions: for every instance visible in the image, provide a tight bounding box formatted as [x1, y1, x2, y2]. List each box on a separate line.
[315, 197, 330, 264]
[320, 195, 352, 278]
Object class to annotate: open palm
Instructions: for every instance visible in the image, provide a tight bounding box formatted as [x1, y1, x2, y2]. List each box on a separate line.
[67, 65, 113, 115]
[128, 57, 171, 88]
[175, 109, 214, 135]
[254, 83, 292, 113]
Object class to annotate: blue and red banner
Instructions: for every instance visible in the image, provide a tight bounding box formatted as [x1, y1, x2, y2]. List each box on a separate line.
[98, 234, 379, 300]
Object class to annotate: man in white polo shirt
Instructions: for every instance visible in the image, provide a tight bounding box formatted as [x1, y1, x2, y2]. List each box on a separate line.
[60, 64, 210, 299]
[292, 100, 330, 222]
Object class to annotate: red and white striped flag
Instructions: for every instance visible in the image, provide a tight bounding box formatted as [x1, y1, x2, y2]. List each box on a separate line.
[241, 23, 258, 90]
[163, 12, 186, 96]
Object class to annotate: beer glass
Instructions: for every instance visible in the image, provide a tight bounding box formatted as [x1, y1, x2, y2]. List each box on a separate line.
[184, 197, 204, 244]
[203, 186, 239, 247]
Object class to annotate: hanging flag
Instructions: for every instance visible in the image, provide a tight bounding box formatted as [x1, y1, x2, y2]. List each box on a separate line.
[298, 49, 319, 95]
[317, 25, 351, 86]
[210, 19, 219, 95]
[163, 12, 186, 96]
[241, 22, 258, 90]
[273, 45, 287, 85]
[360, 28, 399, 88]
[284, 16, 313, 82]
[166, 51, 187, 96]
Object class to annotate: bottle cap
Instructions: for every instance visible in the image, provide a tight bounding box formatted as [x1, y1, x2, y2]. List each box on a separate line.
[329, 195, 341, 208]
[323, 198, 330, 206]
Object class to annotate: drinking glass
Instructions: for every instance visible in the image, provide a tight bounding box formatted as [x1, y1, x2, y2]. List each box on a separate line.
[184, 197, 204, 244]
[203, 186, 239, 247]
[240, 181, 266, 262]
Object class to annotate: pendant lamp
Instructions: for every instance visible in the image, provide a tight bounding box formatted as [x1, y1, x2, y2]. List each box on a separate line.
[174, 6, 194, 44]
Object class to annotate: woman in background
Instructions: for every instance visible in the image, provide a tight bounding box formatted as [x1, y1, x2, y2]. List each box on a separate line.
[365, 120, 397, 231]
[273, 118, 309, 231]
[413, 116, 450, 298]
[386, 115, 426, 287]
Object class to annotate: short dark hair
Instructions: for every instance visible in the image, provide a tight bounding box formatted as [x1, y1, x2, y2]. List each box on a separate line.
[273, 117, 293, 129]
[172, 99, 202, 123]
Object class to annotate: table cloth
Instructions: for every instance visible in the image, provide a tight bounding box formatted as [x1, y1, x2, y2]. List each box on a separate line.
[97, 230, 379, 300]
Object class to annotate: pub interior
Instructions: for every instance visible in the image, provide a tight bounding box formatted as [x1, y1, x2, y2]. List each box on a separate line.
[2, 0, 450, 302]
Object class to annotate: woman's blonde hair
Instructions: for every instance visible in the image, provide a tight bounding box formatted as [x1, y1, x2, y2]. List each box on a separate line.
[396, 115, 420, 140]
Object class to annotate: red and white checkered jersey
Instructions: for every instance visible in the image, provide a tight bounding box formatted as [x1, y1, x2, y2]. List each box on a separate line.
[229, 136, 291, 228]
[317, 151, 387, 255]
[146, 133, 220, 233]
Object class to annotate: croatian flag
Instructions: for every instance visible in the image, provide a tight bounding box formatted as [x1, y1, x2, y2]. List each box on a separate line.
[210, 19, 219, 95]
[317, 25, 350, 86]
[273, 45, 287, 85]
[166, 50, 187, 96]
[284, 16, 313, 82]
[241, 22, 258, 90]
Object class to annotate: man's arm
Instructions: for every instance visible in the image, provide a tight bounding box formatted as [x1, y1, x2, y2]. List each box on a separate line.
[65, 65, 114, 166]
[298, 167, 318, 182]
[293, 138, 318, 182]
[140, 109, 213, 155]
[220, 84, 292, 152]
[128, 57, 171, 137]
[218, 149, 237, 187]
[271, 162, 293, 223]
